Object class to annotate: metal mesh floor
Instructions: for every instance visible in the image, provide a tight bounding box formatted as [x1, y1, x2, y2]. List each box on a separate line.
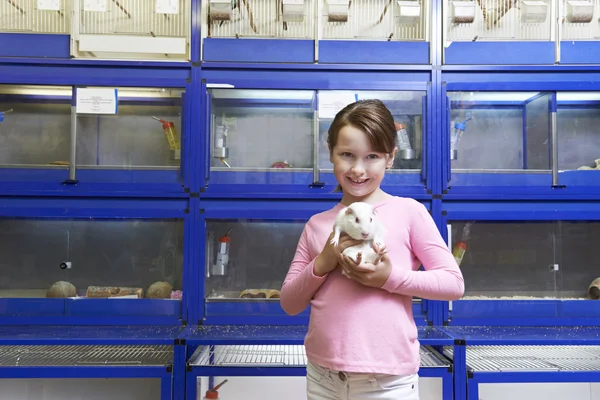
[445, 345, 600, 372]
[0, 345, 173, 367]
[190, 345, 450, 369]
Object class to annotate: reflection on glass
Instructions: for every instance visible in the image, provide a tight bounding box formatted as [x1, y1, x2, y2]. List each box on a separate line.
[0, 86, 70, 167]
[448, 91, 551, 172]
[557, 92, 600, 172]
[0, 218, 184, 300]
[204, 220, 304, 300]
[209, 89, 315, 173]
[451, 221, 600, 300]
[0, 85, 183, 171]
[318, 90, 425, 173]
[77, 95, 182, 169]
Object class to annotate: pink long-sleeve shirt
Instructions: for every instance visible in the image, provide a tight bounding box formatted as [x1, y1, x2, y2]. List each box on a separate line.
[280, 196, 464, 376]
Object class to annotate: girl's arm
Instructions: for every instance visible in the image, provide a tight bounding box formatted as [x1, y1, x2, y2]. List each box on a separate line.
[381, 202, 465, 300]
[280, 225, 329, 315]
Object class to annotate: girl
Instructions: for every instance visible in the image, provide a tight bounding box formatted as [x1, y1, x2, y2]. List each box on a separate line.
[280, 99, 465, 400]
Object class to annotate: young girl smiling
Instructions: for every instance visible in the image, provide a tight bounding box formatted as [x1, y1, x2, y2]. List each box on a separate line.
[280, 99, 464, 400]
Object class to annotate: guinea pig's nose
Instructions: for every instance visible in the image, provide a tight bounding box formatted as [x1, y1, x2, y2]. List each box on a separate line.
[361, 233, 369, 238]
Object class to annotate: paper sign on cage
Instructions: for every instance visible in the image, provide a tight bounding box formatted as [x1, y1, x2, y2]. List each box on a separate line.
[37, 0, 60, 11]
[76, 88, 119, 115]
[318, 91, 356, 119]
[156, 0, 179, 14]
[83, 0, 108, 12]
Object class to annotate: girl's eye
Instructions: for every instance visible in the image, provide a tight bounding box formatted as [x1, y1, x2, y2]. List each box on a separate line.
[367, 154, 379, 159]
[342, 152, 353, 158]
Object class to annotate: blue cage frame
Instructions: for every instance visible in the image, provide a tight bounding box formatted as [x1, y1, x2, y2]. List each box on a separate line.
[181, 324, 455, 400]
[0, 62, 195, 198]
[3, 0, 600, 398]
[440, 200, 600, 327]
[0, 324, 188, 400]
[0, 196, 193, 327]
[195, 198, 433, 326]
[441, 70, 600, 200]
[197, 67, 435, 199]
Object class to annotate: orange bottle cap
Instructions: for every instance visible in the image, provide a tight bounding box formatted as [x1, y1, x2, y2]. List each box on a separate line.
[219, 235, 230, 243]
[205, 390, 219, 399]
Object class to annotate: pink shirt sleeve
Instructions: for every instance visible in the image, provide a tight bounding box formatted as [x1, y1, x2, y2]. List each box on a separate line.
[381, 202, 465, 300]
[280, 224, 328, 316]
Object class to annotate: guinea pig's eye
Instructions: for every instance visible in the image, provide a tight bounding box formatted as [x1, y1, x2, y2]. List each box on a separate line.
[355, 217, 359, 223]
[370, 218, 372, 222]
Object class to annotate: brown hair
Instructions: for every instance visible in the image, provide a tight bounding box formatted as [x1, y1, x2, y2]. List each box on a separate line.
[327, 99, 397, 192]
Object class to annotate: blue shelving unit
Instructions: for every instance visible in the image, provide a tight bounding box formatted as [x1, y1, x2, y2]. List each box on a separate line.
[0, 62, 193, 198]
[197, 198, 432, 326]
[182, 325, 455, 400]
[2, 1, 600, 399]
[0, 196, 190, 327]
[198, 66, 433, 199]
[440, 326, 600, 400]
[0, 325, 186, 400]
[441, 70, 600, 200]
[440, 201, 600, 327]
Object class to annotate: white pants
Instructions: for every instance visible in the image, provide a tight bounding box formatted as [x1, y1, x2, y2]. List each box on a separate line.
[306, 361, 420, 400]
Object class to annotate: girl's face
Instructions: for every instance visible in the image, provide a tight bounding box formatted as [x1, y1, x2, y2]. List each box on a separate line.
[330, 125, 396, 202]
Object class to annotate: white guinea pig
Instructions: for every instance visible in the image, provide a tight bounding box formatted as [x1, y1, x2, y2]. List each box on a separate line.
[330, 202, 386, 264]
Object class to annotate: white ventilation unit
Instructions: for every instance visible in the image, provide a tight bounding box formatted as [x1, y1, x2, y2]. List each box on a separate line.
[71, 0, 190, 60]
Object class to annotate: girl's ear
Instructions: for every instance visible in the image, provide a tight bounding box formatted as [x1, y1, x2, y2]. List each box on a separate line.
[328, 143, 335, 163]
[386, 147, 398, 169]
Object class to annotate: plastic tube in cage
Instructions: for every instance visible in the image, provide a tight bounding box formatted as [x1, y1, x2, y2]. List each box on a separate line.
[395, 122, 416, 160]
[397, 1, 421, 25]
[153, 117, 181, 160]
[326, 0, 350, 22]
[209, 0, 233, 21]
[282, 0, 306, 23]
[450, 114, 472, 160]
[0, 109, 13, 123]
[450, 1, 476, 24]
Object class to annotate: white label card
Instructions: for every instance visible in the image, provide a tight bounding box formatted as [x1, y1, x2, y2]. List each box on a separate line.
[318, 91, 357, 119]
[37, 0, 60, 11]
[76, 88, 119, 115]
[156, 0, 179, 14]
[84, 0, 108, 12]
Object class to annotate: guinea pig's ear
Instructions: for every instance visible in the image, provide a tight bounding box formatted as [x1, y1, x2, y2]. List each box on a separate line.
[344, 207, 353, 216]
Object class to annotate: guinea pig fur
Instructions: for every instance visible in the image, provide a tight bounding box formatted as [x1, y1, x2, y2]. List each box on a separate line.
[330, 202, 386, 264]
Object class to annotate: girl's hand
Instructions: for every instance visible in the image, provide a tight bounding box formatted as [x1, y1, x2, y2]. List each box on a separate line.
[339, 244, 392, 288]
[314, 232, 363, 277]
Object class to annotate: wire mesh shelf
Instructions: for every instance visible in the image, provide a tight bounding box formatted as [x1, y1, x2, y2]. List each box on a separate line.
[0, 345, 173, 367]
[445, 345, 600, 372]
[189, 344, 450, 369]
